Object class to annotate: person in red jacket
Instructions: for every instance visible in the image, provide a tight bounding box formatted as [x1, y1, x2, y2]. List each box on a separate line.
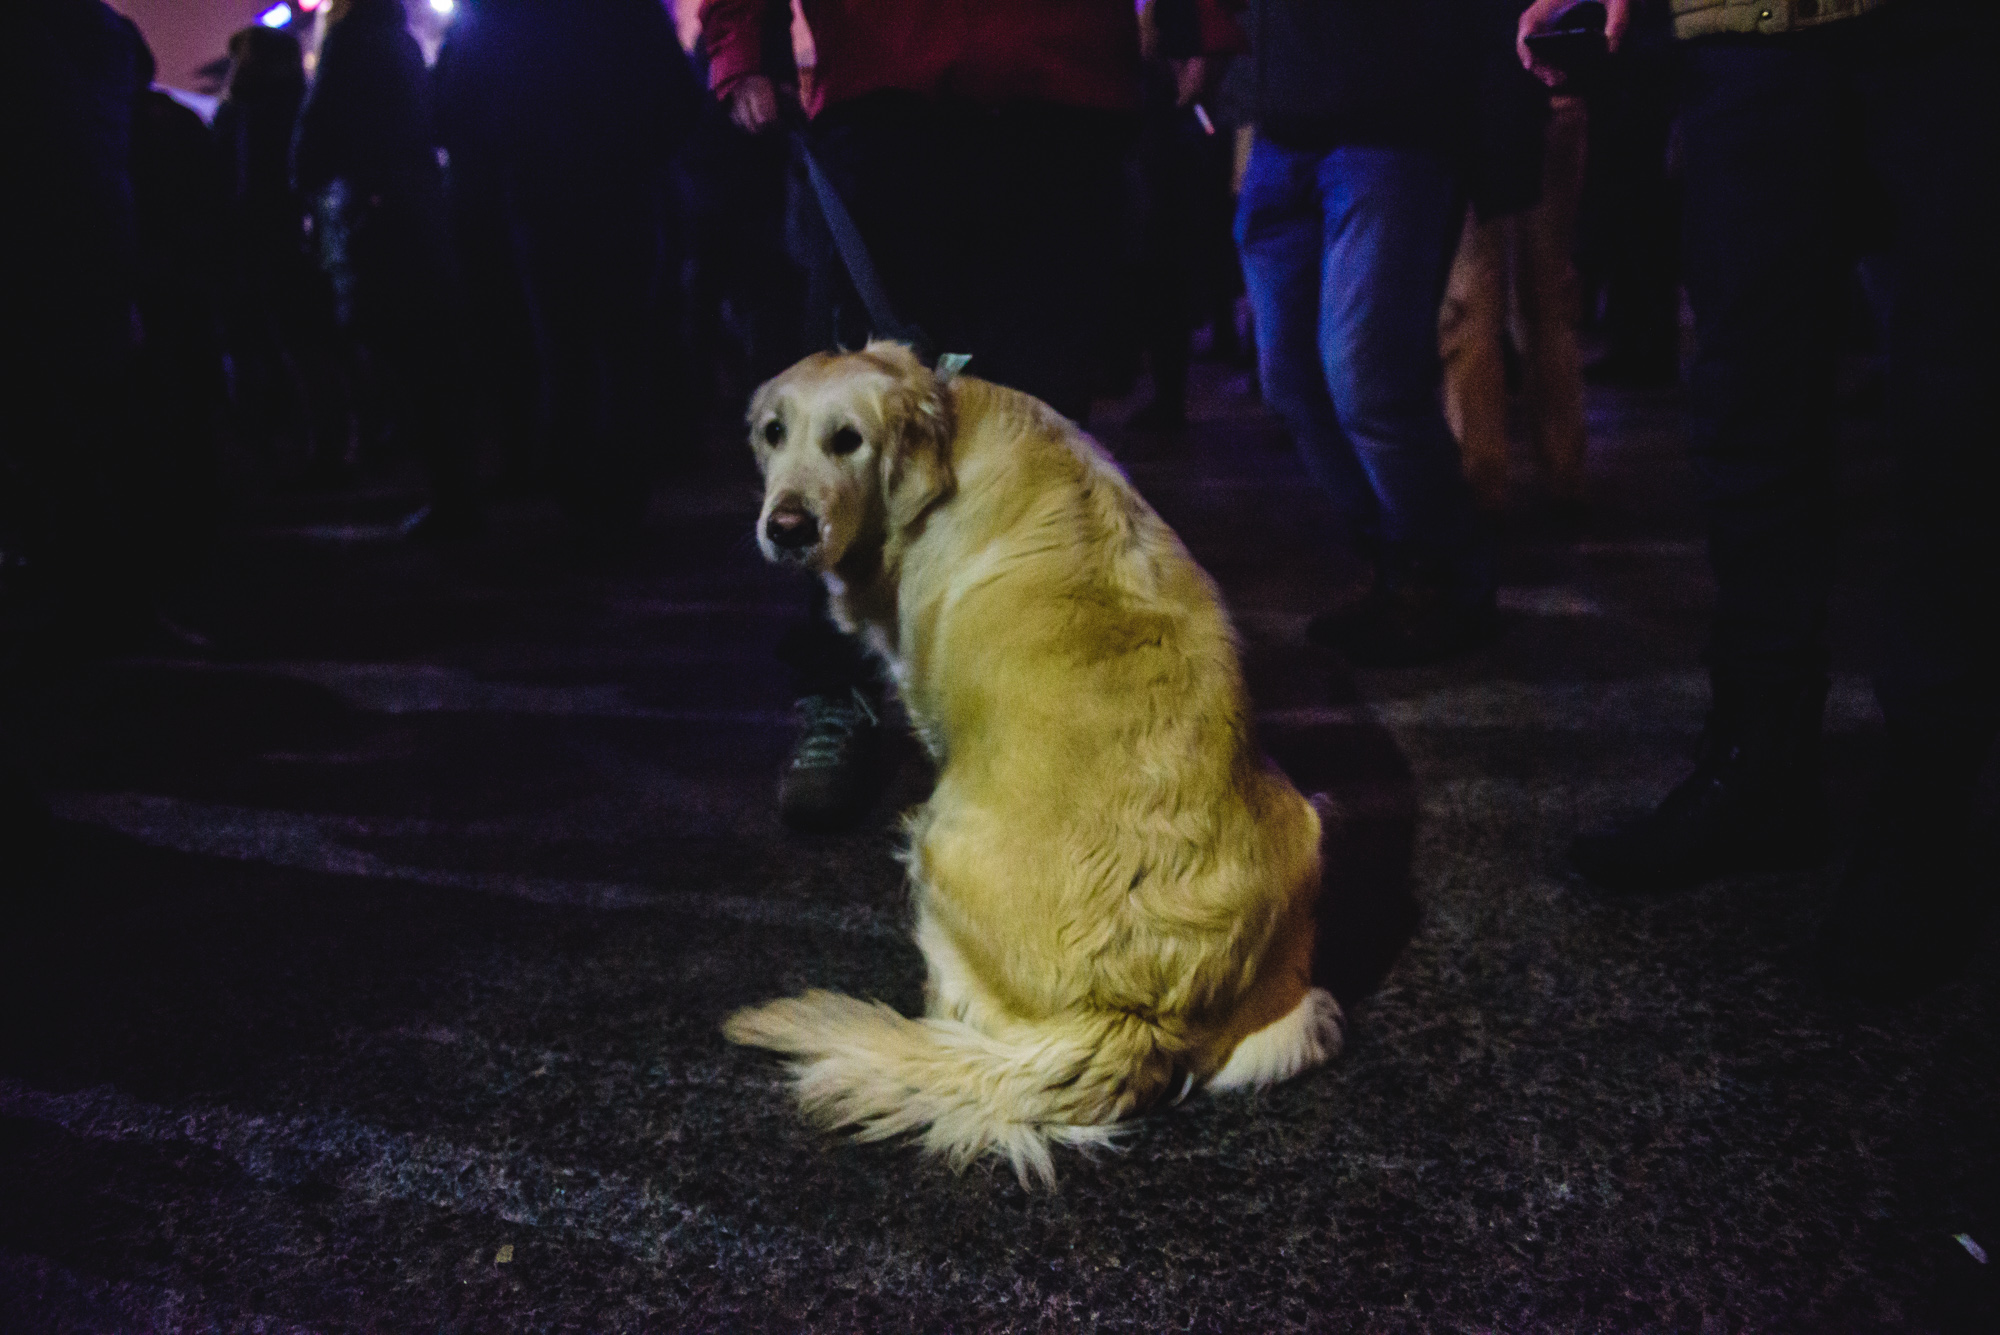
[699, 0, 1144, 831]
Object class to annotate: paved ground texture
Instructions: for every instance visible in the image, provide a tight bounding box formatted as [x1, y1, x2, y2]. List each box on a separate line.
[3, 364, 1996, 1333]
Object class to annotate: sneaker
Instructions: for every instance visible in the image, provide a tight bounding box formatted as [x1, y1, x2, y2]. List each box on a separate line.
[1568, 759, 1828, 893]
[778, 687, 887, 832]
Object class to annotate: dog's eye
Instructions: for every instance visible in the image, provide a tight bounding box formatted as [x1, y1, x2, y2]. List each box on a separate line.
[762, 419, 785, 447]
[829, 426, 864, 456]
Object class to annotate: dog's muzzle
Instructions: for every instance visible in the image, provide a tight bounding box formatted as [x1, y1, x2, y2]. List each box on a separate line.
[763, 505, 820, 560]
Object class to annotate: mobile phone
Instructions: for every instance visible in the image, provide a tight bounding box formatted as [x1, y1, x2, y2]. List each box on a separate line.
[1524, 0, 1609, 77]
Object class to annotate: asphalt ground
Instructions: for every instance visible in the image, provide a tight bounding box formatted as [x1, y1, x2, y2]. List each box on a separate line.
[3, 362, 1996, 1332]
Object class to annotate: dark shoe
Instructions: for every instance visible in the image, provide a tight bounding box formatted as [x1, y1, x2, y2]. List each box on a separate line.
[1569, 676, 1830, 893]
[1812, 833, 1986, 1003]
[1308, 568, 1503, 668]
[778, 688, 887, 832]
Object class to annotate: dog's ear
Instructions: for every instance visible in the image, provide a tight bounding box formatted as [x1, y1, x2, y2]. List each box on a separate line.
[874, 347, 956, 533]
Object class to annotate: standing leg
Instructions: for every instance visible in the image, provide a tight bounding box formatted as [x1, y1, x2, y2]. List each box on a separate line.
[1234, 137, 1380, 544]
[773, 98, 947, 830]
[1316, 146, 1480, 560]
[957, 103, 1131, 424]
[1584, 30, 1682, 387]
[370, 198, 481, 543]
[1570, 32, 1849, 892]
[1313, 146, 1497, 666]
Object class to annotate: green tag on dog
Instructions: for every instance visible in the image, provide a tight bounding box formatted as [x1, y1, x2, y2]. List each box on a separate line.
[935, 352, 972, 383]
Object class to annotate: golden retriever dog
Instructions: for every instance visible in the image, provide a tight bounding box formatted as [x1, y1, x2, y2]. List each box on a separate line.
[725, 342, 1343, 1185]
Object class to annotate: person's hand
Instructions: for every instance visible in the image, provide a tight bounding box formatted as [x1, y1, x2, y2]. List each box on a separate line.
[1171, 56, 1209, 109]
[727, 73, 781, 134]
[1517, 0, 1631, 87]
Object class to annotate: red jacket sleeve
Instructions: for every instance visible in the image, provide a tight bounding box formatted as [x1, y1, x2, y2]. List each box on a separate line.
[1198, 0, 1248, 56]
[698, 0, 768, 99]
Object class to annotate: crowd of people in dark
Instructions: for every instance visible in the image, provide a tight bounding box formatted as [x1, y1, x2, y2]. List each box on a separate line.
[3, 0, 1992, 1002]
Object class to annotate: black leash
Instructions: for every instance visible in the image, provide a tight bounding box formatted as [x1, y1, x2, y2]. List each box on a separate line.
[790, 128, 928, 356]
[790, 127, 971, 381]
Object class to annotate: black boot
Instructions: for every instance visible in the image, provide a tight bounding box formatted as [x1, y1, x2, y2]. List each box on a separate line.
[1570, 674, 1830, 893]
[1813, 722, 1997, 1002]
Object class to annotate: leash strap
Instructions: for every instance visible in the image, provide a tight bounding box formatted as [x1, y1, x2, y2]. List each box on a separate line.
[791, 129, 934, 360]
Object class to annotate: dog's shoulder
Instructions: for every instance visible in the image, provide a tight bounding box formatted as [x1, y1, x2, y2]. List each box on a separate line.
[919, 380, 1232, 650]
[943, 380, 1142, 530]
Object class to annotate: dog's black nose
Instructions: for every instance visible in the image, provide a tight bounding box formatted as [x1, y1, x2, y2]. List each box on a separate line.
[764, 507, 819, 552]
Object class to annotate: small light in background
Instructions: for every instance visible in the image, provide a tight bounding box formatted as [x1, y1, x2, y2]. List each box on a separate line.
[430, 0, 457, 16]
[298, 0, 322, 10]
[258, 3, 294, 27]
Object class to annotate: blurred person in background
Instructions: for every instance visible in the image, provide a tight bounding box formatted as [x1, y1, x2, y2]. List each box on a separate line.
[1162, 0, 1547, 667]
[215, 23, 352, 481]
[1523, 0, 1998, 999]
[434, 0, 700, 555]
[2, 0, 157, 876]
[4, 0, 148, 668]
[129, 39, 229, 591]
[5, 0, 225, 662]
[699, 0, 1144, 832]
[295, 0, 480, 541]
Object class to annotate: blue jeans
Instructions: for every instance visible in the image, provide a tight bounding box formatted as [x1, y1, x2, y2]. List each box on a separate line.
[1236, 139, 1487, 593]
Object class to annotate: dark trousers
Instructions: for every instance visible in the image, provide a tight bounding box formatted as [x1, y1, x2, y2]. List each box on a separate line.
[1680, 0, 1997, 773]
[1235, 138, 1488, 592]
[783, 93, 1133, 698]
[322, 183, 478, 515]
[797, 91, 1131, 422]
[1580, 30, 1681, 375]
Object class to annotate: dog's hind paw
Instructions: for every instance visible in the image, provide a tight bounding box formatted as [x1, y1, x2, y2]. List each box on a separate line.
[1207, 987, 1345, 1093]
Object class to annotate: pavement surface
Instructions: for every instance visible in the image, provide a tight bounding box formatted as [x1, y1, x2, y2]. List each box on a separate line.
[2, 363, 1996, 1333]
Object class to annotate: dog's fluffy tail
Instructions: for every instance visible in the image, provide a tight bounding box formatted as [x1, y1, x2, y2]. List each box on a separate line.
[724, 990, 1164, 1187]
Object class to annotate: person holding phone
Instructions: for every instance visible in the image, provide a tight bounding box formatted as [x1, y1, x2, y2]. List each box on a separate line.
[1520, 0, 1998, 1000]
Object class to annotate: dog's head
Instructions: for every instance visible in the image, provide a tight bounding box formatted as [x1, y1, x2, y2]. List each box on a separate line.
[746, 341, 956, 574]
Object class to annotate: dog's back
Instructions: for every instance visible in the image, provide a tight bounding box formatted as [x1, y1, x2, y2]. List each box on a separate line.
[897, 375, 1314, 992]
